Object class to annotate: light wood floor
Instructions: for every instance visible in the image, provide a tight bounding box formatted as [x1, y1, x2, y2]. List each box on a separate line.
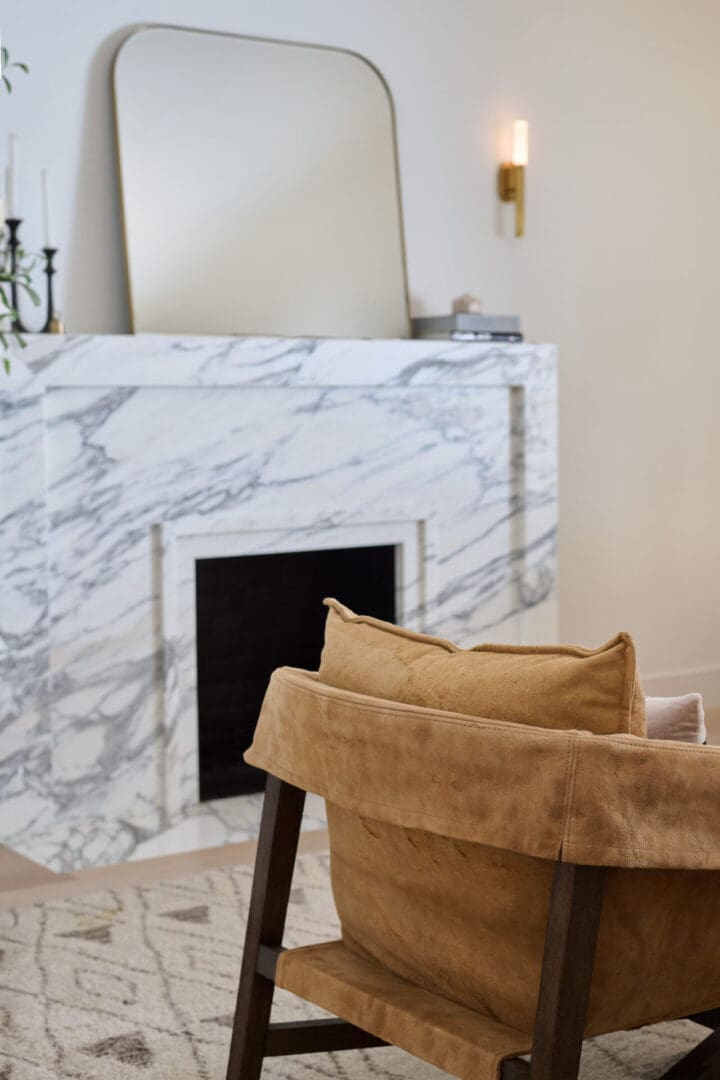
[0, 829, 330, 909]
[0, 844, 59, 894]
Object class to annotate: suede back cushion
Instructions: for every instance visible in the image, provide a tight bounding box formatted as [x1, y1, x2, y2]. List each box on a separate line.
[319, 598, 646, 737]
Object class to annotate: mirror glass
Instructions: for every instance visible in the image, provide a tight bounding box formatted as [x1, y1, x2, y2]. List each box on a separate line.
[114, 27, 409, 338]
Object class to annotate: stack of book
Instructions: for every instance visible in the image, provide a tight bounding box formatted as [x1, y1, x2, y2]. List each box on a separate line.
[412, 314, 523, 342]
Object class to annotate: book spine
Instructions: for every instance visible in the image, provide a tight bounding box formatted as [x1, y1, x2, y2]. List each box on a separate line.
[450, 331, 524, 342]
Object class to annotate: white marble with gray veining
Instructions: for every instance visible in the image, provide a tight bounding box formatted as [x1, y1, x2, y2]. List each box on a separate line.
[0, 333, 557, 871]
[13, 791, 329, 870]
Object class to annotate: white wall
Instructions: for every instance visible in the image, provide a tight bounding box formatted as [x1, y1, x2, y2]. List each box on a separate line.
[3, 0, 720, 690]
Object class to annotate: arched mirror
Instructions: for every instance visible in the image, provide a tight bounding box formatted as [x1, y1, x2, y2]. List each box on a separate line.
[114, 27, 410, 338]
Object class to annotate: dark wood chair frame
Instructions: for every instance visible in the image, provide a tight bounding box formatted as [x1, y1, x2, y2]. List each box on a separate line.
[226, 776, 720, 1080]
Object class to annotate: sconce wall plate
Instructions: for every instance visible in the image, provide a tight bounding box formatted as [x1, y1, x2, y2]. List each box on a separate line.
[498, 162, 525, 237]
[498, 119, 528, 238]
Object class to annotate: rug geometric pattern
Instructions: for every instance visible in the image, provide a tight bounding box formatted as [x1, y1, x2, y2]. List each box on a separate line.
[0, 851, 706, 1078]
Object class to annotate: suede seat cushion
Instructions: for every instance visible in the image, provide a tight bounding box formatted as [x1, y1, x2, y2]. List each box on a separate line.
[319, 598, 646, 736]
[276, 939, 532, 1080]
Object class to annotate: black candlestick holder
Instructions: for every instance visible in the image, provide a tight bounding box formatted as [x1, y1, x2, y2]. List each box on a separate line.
[41, 247, 58, 333]
[4, 217, 62, 333]
[5, 217, 27, 332]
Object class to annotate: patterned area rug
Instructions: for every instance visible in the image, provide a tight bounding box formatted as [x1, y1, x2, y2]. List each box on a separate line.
[0, 850, 707, 1078]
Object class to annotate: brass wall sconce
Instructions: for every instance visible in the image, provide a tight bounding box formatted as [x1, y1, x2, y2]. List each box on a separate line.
[498, 120, 529, 237]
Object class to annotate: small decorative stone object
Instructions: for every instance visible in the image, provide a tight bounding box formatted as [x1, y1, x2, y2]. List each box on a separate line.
[451, 293, 483, 315]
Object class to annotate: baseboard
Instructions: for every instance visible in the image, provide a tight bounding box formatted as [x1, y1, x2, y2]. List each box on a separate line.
[642, 664, 720, 707]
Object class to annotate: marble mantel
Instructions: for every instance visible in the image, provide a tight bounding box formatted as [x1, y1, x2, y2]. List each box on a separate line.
[0, 333, 557, 869]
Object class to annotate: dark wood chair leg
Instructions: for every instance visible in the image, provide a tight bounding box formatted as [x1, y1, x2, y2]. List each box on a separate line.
[687, 1008, 720, 1030]
[529, 861, 607, 1080]
[658, 1026, 720, 1079]
[501, 1060, 531, 1078]
[226, 775, 306, 1080]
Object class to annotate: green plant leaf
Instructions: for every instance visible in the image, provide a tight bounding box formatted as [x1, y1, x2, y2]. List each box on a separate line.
[0, 46, 29, 97]
[3, 357, 10, 374]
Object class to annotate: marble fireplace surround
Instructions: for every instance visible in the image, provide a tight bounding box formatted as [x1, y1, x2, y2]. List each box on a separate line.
[1, 334, 557, 868]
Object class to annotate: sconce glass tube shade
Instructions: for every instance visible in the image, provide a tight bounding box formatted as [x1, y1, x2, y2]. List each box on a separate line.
[498, 120, 528, 237]
[512, 120, 529, 166]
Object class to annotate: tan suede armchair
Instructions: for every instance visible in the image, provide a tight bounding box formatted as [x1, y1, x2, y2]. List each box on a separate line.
[226, 667, 720, 1080]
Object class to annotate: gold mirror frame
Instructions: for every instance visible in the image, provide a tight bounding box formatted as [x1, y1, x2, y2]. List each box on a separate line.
[113, 25, 411, 339]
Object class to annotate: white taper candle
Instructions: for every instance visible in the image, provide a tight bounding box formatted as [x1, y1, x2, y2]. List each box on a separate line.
[7, 134, 19, 217]
[41, 169, 51, 247]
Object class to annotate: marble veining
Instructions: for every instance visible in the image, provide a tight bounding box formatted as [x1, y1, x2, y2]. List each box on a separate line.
[14, 792, 328, 872]
[0, 334, 557, 871]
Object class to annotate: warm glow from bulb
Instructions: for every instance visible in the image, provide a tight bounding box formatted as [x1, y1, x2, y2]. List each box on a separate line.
[512, 120, 529, 166]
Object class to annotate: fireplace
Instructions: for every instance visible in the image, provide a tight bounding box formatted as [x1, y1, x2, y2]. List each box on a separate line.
[195, 544, 397, 800]
[2, 332, 557, 868]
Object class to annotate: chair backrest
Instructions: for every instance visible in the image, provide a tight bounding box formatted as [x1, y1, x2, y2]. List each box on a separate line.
[327, 802, 555, 1034]
[246, 666, 720, 1036]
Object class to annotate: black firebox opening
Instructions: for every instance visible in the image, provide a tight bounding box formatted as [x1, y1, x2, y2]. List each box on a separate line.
[196, 544, 397, 801]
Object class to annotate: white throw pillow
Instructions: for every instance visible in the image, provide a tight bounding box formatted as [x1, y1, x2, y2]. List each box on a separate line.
[645, 693, 706, 744]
